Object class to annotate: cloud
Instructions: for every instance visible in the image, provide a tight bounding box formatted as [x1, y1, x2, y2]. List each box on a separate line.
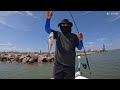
[0, 20, 28, 31]
[0, 11, 38, 32]
[84, 38, 112, 50]
[111, 15, 120, 22]
[107, 43, 112, 46]
[96, 38, 107, 43]
[25, 11, 33, 15]
[86, 38, 107, 46]
[0, 11, 38, 19]
[85, 42, 95, 48]
[111, 38, 120, 49]
[86, 42, 95, 46]
[24, 11, 38, 19]
[80, 11, 93, 16]
[27, 48, 31, 51]
[0, 42, 27, 52]
[0, 11, 20, 16]
[0, 19, 32, 32]
[0, 20, 15, 29]
[0, 42, 12, 46]
[0, 42, 35, 52]
[0, 42, 17, 52]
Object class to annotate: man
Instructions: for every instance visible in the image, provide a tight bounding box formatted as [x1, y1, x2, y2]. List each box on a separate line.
[45, 11, 83, 79]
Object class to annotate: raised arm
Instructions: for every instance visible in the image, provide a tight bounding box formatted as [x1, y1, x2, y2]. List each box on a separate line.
[45, 18, 52, 34]
[45, 11, 53, 34]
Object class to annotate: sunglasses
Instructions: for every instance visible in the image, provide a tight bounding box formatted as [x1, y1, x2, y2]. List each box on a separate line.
[60, 23, 71, 27]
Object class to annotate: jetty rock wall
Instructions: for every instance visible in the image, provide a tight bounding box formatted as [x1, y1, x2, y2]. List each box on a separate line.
[0, 53, 54, 64]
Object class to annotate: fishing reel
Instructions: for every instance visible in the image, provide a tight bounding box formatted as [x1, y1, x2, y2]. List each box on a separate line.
[81, 63, 87, 69]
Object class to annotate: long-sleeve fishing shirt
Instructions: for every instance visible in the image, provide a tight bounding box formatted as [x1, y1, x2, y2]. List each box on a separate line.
[45, 18, 83, 67]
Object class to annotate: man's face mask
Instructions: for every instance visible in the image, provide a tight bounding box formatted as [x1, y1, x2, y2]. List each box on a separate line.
[60, 24, 71, 35]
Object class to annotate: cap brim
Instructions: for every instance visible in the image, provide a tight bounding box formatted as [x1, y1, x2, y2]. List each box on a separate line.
[58, 22, 73, 27]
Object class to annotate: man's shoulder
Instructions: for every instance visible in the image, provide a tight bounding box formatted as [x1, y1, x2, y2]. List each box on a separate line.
[52, 30, 60, 33]
[70, 33, 77, 37]
[51, 30, 61, 39]
[70, 33, 79, 41]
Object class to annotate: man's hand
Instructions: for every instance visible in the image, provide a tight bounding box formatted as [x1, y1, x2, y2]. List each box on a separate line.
[77, 32, 83, 41]
[46, 11, 53, 19]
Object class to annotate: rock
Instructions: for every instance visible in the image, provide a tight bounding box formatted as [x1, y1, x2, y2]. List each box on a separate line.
[28, 58, 35, 63]
[18, 59, 22, 63]
[33, 54, 39, 62]
[7, 61, 11, 63]
[48, 57, 54, 62]
[29, 54, 38, 63]
[1, 54, 8, 61]
[42, 58, 48, 62]
[0, 53, 55, 64]
[7, 54, 11, 61]
[12, 61, 17, 63]
[7, 53, 16, 61]
[14, 54, 20, 61]
[10, 58, 15, 62]
[17, 55, 25, 63]
[37, 55, 44, 63]
[0, 59, 1, 61]
[22, 57, 30, 64]
[19, 55, 26, 61]
[46, 55, 54, 62]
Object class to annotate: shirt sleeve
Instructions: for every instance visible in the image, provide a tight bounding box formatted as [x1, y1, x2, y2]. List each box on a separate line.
[52, 30, 60, 39]
[45, 18, 59, 39]
[45, 18, 52, 34]
[76, 40, 83, 50]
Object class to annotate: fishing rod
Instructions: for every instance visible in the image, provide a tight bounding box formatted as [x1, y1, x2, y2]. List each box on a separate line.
[82, 42, 91, 74]
[69, 11, 79, 33]
[69, 11, 91, 74]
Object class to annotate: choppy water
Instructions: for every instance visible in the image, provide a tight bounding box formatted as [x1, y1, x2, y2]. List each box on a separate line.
[0, 49, 120, 79]
[77, 49, 120, 79]
[0, 62, 53, 79]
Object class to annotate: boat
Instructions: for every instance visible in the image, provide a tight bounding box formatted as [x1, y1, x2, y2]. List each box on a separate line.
[75, 71, 88, 79]
[51, 56, 88, 79]
[75, 56, 88, 79]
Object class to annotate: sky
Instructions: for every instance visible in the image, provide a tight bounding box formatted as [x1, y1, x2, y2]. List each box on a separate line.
[0, 11, 120, 52]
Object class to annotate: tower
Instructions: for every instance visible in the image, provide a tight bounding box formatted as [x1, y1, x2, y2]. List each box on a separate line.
[102, 44, 106, 52]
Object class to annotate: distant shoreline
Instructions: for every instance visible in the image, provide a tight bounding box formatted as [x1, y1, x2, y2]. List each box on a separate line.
[0, 49, 119, 64]
[0, 50, 111, 57]
[0, 49, 119, 56]
[0, 49, 119, 54]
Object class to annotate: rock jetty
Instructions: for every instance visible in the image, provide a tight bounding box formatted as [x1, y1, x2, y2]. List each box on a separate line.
[0, 52, 54, 64]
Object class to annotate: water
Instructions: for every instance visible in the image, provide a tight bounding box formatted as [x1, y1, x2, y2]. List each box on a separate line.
[0, 62, 53, 79]
[0, 49, 120, 79]
[77, 49, 120, 79]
